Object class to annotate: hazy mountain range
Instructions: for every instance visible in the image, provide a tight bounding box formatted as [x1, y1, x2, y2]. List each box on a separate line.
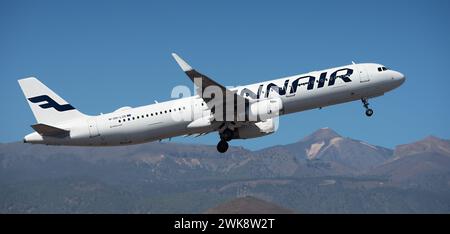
[1, 128, 449, 213]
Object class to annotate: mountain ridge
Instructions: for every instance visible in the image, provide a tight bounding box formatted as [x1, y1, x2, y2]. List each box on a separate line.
[1, 128, 449, 213]
[394, 136, 450, 158]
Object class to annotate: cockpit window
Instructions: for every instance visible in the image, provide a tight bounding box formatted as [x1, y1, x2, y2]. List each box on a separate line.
[378, 67, 389, 72]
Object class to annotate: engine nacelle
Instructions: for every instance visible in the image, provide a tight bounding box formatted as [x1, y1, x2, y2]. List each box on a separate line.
[187, 115, 213, 129]
[248, 98, 283, 121]
[234, 118, 278, 139]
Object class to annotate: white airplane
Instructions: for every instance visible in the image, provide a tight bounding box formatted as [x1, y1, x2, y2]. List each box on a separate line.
[19, 54, 405, 153]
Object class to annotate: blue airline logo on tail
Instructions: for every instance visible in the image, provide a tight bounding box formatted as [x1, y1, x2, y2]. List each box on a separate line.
[28, 95, 76, 112]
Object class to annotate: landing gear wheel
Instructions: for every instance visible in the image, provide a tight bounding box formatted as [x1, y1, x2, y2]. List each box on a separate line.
[361, 98, 374, 117]
[365, 108, 374, 117]
[217, 140, 229, 153]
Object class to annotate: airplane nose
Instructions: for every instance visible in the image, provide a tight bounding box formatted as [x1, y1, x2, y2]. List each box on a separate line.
[392, 71, 406, 86]
[397, 72, 406, 85]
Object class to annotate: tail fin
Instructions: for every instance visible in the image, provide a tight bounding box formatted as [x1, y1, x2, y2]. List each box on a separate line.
[18, 77, 87, 125]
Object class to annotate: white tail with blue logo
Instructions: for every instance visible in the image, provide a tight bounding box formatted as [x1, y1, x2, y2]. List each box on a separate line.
[18, 77, 87, 125]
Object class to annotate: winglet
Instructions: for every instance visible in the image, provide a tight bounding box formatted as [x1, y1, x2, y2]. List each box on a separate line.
[171, 53, 193, 72]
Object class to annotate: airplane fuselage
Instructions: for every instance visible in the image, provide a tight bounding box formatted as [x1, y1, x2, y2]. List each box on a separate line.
[21, 62, 405, 152]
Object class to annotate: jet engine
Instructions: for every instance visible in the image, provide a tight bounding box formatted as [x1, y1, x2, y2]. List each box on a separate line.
[234, 118, 278, 139]
[248, 98, 283, 121]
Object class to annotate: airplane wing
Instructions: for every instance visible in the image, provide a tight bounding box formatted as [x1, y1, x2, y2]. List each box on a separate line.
[172, 53, 250, 122]
[172, 53, 227, 97]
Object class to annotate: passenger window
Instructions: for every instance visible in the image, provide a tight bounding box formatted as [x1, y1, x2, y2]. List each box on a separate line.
[118, 120, 121, 123]
[179, 108, 181, 111]
[132, 117, 135, 120]
[128, 118, 130, 121]
[155, 113, 158, 115]
[165, 110, 167, 113]
[146, 114, 149, 117]
[137, 116, 139, 119]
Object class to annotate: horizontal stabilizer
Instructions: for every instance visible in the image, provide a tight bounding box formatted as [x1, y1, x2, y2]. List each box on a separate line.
[31, 123, 70, 137]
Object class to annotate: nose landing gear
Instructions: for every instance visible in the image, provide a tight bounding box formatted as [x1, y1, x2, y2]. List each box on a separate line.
[361, 98, 374, 117]
[365, 108, 374, 117]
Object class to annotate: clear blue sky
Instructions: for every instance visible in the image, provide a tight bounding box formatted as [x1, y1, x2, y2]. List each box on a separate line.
[1, 0, 449, 150]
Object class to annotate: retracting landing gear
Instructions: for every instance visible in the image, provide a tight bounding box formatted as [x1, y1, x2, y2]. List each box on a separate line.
[217, 140, 229, 153]
[217, 128, 234, 153]
[361, 98, 374, 117]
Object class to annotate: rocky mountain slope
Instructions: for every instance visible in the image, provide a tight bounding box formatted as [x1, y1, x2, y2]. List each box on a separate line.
[205, 196, 295, 214]
[1, 129, 449, 213]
